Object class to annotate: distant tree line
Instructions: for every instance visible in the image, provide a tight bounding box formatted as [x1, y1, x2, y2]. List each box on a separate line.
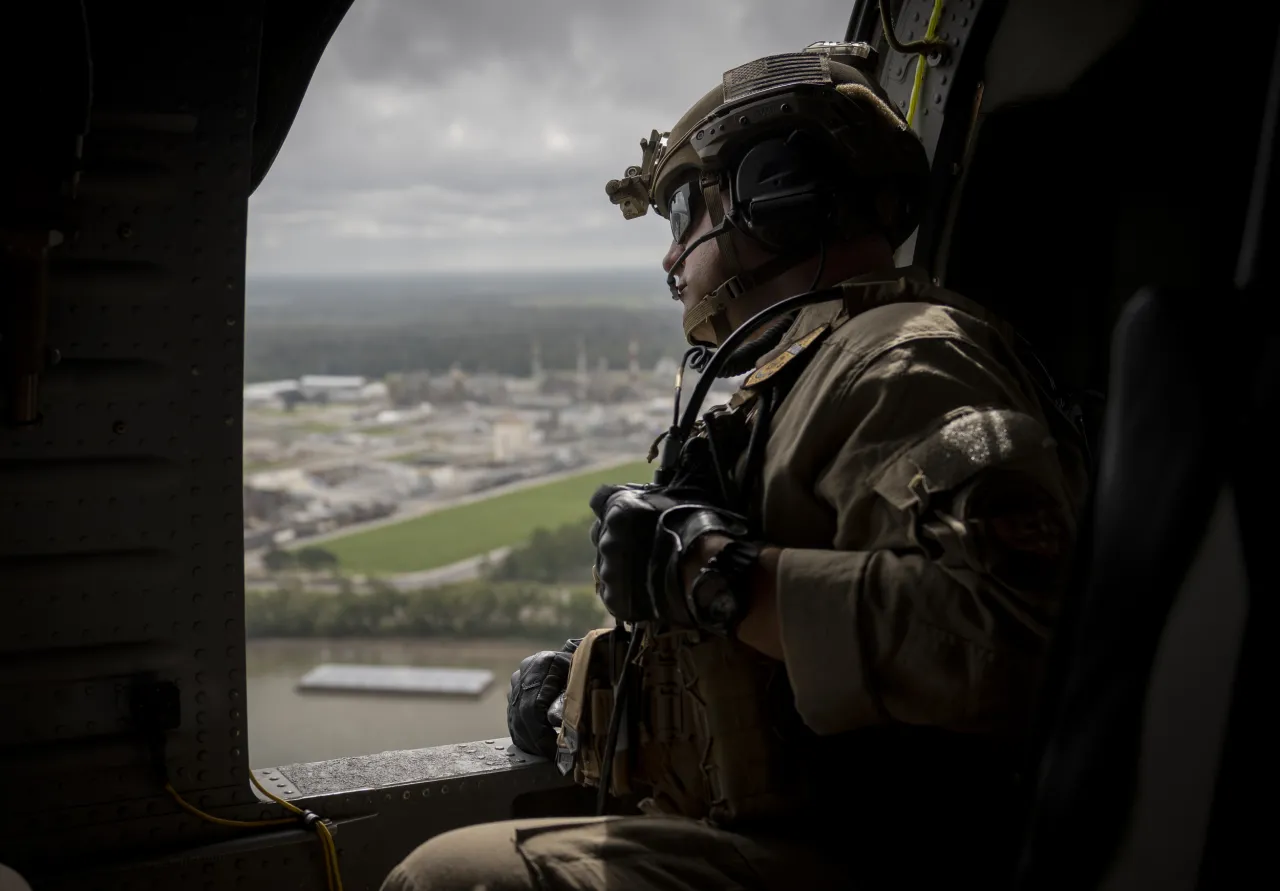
[258, 519, 595, 583]
[244, 302, 685, 383]
[487, 516, 595, 584]
[244, 581, 606, 639]
[263, 546, 339, 572]
[246, 518, 605, 639]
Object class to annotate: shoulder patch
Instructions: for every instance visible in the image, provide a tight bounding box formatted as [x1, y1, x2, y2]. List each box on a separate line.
[742, 323, 830, 389]
[871, 407, 1058, 512]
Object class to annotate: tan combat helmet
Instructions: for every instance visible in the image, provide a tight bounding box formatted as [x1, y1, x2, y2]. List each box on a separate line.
[606, 43, 930, 345]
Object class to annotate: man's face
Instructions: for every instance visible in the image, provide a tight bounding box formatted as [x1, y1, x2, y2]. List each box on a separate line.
[661, 180, 730, 345]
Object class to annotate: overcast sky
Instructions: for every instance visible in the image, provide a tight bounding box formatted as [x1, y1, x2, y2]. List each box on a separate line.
[245, 0, 857, 277]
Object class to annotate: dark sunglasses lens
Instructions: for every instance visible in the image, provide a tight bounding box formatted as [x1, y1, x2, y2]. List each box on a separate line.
[668, 184, 692, 243]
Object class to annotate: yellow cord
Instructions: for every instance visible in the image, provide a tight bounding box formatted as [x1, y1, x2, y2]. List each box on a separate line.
[907, 0, 948, 130]
[165, 777, 344, 891]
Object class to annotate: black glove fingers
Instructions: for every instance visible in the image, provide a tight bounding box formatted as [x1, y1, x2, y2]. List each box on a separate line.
[547, 690, 567, 730]
[532, 652, 571, 708]
[507, 648, 576, 759]
[589, 483, 623, 518]
[509, 693, 539, 754]
[542, 650, 572, 691]
[517, 651, 560, 689]
[513, 685, 555, 757]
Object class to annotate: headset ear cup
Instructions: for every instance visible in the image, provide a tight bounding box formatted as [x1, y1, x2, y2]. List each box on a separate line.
[734, 133, 833, 253]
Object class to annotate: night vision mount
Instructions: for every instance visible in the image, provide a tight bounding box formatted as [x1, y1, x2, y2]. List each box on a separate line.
[604, 129, 666, 221]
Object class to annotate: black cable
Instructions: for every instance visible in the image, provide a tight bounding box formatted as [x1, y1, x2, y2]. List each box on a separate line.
[737, 385, 778, 511]
[877, 0, 949, 58]
[713, 313, 798, 379]
[671, 286, 847, 447]
[672, 346, 710, 427]
[707, 240, 827, 381]
[728, 237, 825, 507]
[808, 240, 827, 293]
[702, 417, 737, 507]
[596, 626, 645, 816]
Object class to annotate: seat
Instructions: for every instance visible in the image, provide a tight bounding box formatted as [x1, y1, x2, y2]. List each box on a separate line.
[1010, 15, 1279, 884]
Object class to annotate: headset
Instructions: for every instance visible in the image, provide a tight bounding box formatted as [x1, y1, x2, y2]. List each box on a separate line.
[663, 118, 894, 322]
[734, 129, 845, 251]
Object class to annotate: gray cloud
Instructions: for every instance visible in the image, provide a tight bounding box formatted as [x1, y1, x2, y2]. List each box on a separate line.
[248, 0, 856, 275]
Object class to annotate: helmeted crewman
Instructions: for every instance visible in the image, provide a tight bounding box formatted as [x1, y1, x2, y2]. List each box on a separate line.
[383, 43, 1090, 891]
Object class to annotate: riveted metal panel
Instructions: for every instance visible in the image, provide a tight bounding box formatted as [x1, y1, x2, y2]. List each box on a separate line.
[874, 0, 993, 272]
[0, 0, 262, 879]
[32, 742, 579, 891]
[1, 4, 600, 890]
[877, 0, 986, 152]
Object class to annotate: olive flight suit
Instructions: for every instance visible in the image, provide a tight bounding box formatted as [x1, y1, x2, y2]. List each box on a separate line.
[381, 267, 1091, 891]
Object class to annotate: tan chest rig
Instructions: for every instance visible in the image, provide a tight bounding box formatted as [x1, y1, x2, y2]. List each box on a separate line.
[555, 374, 826, 828]
[556, 623, 820, 828]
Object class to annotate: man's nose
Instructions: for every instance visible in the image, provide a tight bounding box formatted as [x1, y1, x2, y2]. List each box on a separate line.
[662, 239, 683, 274]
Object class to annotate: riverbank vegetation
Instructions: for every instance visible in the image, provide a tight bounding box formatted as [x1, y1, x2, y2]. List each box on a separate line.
[248, 515, 608, 638]
[244, 580, 606, 639]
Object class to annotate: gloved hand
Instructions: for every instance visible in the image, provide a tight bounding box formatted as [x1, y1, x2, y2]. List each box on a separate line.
[589, 482, 750, 627]
[588, 483, 677, 622]
[506, 638, 580, 758]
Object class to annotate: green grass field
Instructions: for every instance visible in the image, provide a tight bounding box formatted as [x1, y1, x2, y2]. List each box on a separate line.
[312, 460, 653, 574]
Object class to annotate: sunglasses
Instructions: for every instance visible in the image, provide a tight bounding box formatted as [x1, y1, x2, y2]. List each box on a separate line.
[666, 180, 701, 244]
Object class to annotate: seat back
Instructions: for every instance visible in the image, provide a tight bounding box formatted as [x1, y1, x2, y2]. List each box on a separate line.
[1011, 11, 1280, 889]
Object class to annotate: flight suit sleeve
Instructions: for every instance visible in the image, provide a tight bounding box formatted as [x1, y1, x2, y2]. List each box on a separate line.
[774, 336, 1081, 738]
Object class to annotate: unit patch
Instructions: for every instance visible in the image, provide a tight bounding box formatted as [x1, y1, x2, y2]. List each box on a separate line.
[742, 323, 831, 389]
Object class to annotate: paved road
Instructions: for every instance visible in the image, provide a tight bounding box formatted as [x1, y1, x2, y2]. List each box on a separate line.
[385, 547, 513, 590]
[245, 453, 644, 580]
[246, 546, 514, 593]
[258, 453, 641, 553]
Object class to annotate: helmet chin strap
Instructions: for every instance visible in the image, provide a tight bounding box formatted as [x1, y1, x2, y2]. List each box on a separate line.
[680, 248, 815, 346]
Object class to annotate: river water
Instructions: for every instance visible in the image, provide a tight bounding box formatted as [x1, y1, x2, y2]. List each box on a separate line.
[246, 636, 563, 768]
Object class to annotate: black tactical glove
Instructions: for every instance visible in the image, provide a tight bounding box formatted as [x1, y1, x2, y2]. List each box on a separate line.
[588, 483, 676, 622]
[589, 482, 751, 628]
[506, 638, 580, 758]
